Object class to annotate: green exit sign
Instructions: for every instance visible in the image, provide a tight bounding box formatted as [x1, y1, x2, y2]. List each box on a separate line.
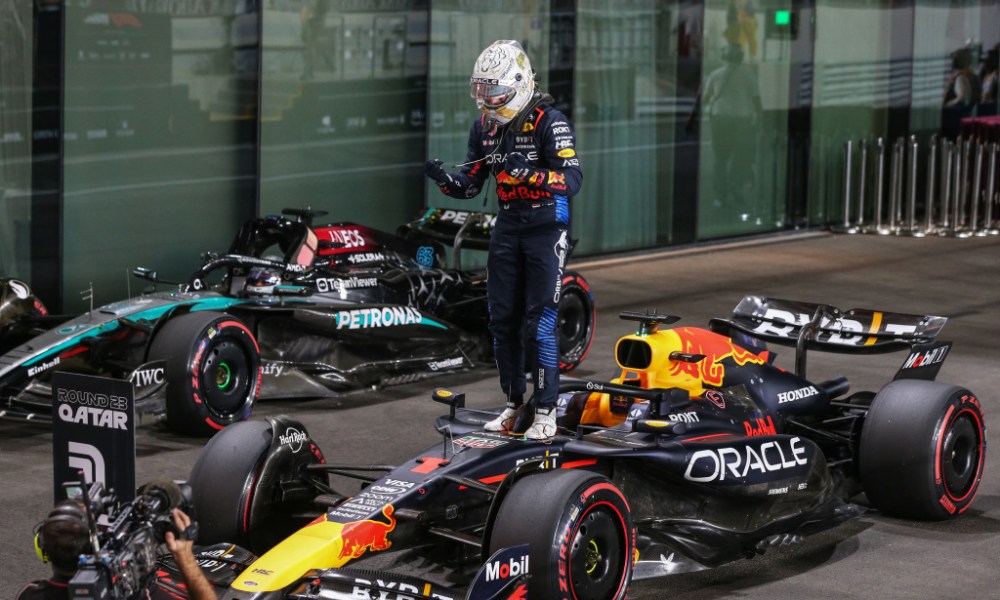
[766, 9, 799, 39]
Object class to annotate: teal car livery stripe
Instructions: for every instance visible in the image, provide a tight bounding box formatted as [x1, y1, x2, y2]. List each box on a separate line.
[21, 297, 246, 367]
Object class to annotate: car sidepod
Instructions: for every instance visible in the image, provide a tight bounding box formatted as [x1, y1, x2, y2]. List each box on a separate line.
[559, 430, 861, 574]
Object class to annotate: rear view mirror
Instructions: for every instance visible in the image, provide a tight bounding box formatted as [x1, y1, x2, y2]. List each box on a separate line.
[432, 388, 466, 419]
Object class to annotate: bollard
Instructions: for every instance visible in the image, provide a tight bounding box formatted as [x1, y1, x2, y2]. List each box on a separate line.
[886, 138, 903, 234]
[833, 140, 860, 233]
[939, 139, 952, 229]
[902, 135, 922, 236]
[957, 138, 970, 228]
[971, 141, 985, 235]
[984, 143, 998, 235]
[856, 139, 869, 229]
[942, 137, 972, 237]
[923, 134, 938, 234]
[871, 137, 887, 233]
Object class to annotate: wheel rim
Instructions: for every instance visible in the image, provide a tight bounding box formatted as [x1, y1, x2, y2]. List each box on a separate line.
[216, 362, 233, 390]
[558, 290, 588, 357]
[941, 412, 982, 500]
[569, 506, 626, 600]
[200, 338, 251, 416]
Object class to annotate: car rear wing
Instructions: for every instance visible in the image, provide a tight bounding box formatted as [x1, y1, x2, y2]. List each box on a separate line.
[398, 207, 496, 252]
[709, 296, 949, 379]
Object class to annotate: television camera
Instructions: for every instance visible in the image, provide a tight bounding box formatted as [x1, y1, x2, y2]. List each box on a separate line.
[62, 476, 197, 600]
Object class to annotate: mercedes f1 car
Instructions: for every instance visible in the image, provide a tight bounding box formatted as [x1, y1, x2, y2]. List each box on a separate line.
[0, 208, 595, 435]
[173, 296, 984, 599]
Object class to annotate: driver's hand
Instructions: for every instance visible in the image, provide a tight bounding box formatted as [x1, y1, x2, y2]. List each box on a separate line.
[424, 159, 453, 185]
[503, 152, 533, 180]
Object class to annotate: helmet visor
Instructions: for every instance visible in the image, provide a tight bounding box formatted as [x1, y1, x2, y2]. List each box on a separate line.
[470, 81, 516, 109]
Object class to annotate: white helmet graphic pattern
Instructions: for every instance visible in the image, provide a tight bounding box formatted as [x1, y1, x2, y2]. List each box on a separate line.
[470, 40, 536, 126]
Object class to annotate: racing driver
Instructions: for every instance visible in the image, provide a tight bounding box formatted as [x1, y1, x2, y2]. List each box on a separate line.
[424, 40, 583, 439]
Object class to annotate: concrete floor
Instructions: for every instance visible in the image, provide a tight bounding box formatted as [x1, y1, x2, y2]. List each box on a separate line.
[2, 231, 998, 599]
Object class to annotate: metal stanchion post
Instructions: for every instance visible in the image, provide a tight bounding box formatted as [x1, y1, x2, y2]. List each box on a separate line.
[886, 138, 902, 234]
[942, 137, 972, 237]
[871, 137, 888, 234]
[923, 134, 938, 234]
[901, 135, 922, 236]
[940, 140, 953, 230]
[971, 141, 985, 235]
[856, 139, 869, 229]
[984, 143, 999, 235]
[833, 140, 859, 233]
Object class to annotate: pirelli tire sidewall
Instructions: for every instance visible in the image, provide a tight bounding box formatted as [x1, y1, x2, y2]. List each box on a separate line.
[150, 311, 261, 436]
[490, 469, 634, 600]
[860, 379, 986, 520]
[558, 271, 596, 373]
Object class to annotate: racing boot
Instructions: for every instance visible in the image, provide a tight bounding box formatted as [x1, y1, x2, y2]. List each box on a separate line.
[484, 404, 520, 432]
[524, 407, 557, 440]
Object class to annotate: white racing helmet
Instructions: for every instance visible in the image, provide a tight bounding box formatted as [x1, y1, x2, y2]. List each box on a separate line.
[470, 40, 536, 127]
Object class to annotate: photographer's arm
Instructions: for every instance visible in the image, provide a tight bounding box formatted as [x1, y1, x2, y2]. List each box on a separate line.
[165, 509, 217, 600]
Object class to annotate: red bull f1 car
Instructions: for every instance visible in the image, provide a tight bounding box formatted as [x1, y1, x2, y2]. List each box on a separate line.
[170, 296, 984, 599]
[0, 208, 595, 435]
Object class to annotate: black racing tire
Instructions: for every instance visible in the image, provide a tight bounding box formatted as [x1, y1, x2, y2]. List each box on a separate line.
[558, 272, 596, 372]
[860, 379, 986, 520]
[149, 311, 261, 436]
[490, 470, 633, 600]
[188, 419, 271, 549]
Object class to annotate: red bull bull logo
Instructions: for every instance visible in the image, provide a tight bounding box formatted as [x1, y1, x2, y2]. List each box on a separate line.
[668, 328, 766, 387]
[338, 505, 397, 560]
[497, 172, 520, 185]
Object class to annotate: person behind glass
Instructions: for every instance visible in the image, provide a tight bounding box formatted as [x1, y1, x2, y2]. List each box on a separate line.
[941, 46, 981, 139]
[424, 40, 583, 440]
[18, 501, 216, 600]
[978, 44, 999, 116]
[689, 42, 761, 207]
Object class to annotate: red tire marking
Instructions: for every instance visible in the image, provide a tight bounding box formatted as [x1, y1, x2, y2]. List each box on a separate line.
[936, 406, 985, 504]
[567, 487, 631, 600]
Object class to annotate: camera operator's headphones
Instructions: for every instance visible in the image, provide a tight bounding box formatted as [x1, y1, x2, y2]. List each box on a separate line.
[33, 500, 92, 563]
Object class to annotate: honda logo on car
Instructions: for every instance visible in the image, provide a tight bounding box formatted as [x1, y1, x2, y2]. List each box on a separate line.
[684, 436, 809, 482]
[486, 554, 529, 582]
[777, 385, 818, 404]
[335, 306, 423, 329]
[279, 427, 308, 452]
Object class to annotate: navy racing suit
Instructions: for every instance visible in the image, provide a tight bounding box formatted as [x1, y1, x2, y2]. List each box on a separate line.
[431, 104, 582, 410]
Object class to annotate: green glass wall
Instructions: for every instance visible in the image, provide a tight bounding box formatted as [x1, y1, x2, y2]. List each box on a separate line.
[696, 0, 792, 238]
[572, 0, 672, 253]
[61, 1, 256, 311]
[260, 0, 428, 228]
[0, 2, 34, 278]
[6, 1, 997, 308]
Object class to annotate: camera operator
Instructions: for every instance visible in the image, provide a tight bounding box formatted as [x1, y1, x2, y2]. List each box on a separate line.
[20, 502, 216, 600]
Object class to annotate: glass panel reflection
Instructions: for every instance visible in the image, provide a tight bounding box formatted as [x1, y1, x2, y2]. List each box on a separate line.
[260, 0, 428, 230]
[62, 0, 256, 311]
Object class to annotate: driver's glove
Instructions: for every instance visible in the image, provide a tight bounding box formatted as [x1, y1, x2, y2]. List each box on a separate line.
[503, 152, 534, 181]
[425, 159, 455, 186]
